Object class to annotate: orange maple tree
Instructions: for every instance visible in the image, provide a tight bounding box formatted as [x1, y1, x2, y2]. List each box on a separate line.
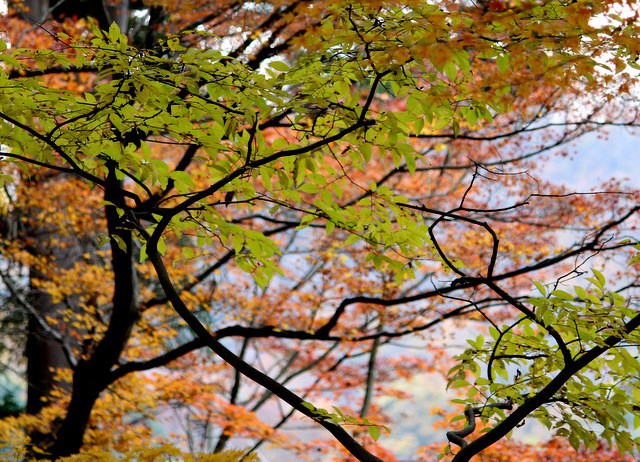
[0, 1, 639, 462]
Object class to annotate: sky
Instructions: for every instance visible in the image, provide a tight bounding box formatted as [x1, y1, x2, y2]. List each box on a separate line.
[540, 127, 640, 191]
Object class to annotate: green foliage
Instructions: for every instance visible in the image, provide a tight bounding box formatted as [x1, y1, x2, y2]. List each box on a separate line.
[301, 402, 390, 441]
[447, 267, 640, 454]
[0, 24, 441, 287]
[629, 243, 640, 266]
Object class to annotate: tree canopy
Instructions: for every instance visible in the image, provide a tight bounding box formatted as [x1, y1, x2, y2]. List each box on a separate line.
[0, 1, 639, 461]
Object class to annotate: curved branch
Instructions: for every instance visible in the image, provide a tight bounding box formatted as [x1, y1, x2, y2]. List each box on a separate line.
[484, 279, 572, 366]
[410, 115, 640, 142]
[146, 246, 385, 462]
[447, 398, 513, 449]
[7, 66, 99, 80]
[147, 117, 376, 251]
[452, 309, 640, 462]
[106, 338, 204, 385]
[0, 152, 78, 175]
[142, 222, 297, 310]
[315, 206, 638, 337]
[0, 112, 142, 206]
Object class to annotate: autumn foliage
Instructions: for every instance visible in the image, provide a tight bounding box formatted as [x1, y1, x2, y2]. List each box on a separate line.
[0, 1, 639, 462]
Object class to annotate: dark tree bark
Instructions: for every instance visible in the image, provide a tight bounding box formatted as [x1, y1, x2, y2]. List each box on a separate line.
[10, 0, 133, 30]
[6, 2, 147, 456]
[49, 163, 139, 459]
[21, 176, 80, 450]
[25, 257, 74, 415]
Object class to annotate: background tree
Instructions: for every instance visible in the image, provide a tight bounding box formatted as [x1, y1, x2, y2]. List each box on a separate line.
[0, 1, 639, 462]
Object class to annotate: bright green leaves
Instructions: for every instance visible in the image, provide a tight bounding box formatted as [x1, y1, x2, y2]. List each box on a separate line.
[448, 268, 640, 455]
[630, 243, 640, 266]
[219, 222, 285, 289]
[104, 21, 131, 51]
[0, 4, 633, 303]
[168, 171, 194, 194]
[0, 15, 570, 295]
[269, 61, 290, 73]
[301, 402, 390, 442]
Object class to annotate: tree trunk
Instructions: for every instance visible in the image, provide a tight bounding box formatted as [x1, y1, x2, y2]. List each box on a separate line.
[8, 2, 157, 457]
[49, 164, 139, 459]
[25, 266, 73, 415]
[10, 0, 130, 30]
[21, 177, 80, 451]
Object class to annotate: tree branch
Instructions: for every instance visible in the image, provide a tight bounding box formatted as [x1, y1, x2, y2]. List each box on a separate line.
[452, 307, 640, 461]
[146, 246, 385, 462]
[447, 398, 513, 449]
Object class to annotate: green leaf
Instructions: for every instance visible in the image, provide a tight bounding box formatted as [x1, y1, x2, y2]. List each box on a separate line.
[344, 234, 361, 246]
[452, 119, 460, 138]
[139, 244, 148, 262]
[111, 234, 127, 252]
[532, 280, 547, 296]
[298, 183, 319, 194]
[108, 22, 122, 42]
[270, 61, 290, 72]
[551, 289, 574, 301]
[96, 234, 110, 248]
[232, 234, 244, 253]
[629, 253, 640, 265]
[568, 431, 580, 451]
[169, 171, 194, 187]
[368, 425, 380, 441]
[157, 237, 167, 256]
[496, 54, 510, 73]
[301, 402, 316, 411]
[326, 220, 335, 235]
[298, 215, 315, 229]
[592, 268, 606, 287]
[443, 62, 458, 81]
